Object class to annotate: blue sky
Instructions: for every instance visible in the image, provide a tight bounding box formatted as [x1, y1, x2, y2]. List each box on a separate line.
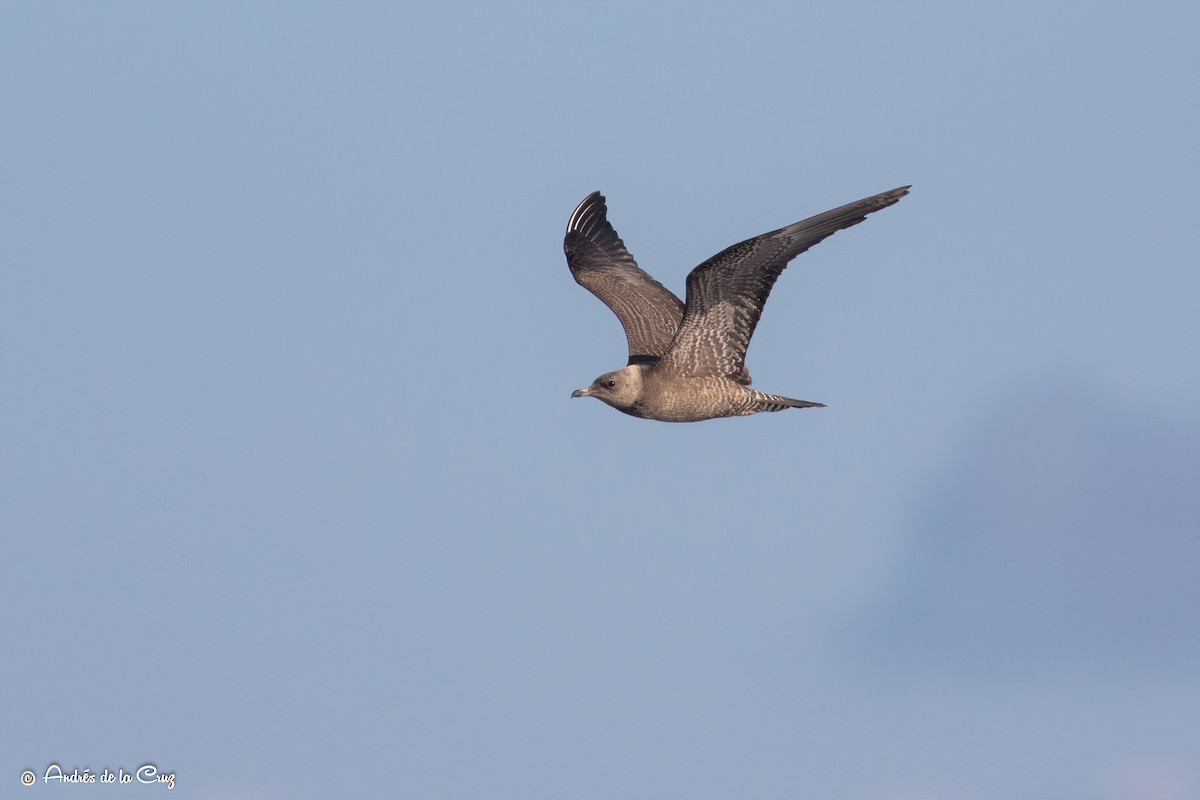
[3, 2, 1198, 799]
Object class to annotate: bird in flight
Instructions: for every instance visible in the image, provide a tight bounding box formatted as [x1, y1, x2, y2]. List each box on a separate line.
[565, 186, 909, 422]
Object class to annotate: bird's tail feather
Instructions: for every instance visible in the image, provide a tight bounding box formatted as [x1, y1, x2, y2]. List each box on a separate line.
[755, 392, 825, 412]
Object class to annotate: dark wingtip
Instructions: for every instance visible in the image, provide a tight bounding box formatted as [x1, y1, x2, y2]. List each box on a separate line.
[876, 185, 911, 206]
[566, 191, 607, 236]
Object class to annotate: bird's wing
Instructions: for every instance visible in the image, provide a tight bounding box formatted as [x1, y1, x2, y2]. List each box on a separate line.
[564, 191, 685, 366]
[658, 186, 910, 383]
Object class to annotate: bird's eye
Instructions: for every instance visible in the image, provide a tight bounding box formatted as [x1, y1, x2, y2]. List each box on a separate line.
[605, 379, 616, 388]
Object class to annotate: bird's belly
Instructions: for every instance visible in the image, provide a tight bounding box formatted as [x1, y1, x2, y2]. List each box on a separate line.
[640, 378, 754, 422]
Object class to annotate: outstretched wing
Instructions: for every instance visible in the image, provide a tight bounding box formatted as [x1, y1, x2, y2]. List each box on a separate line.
[564, 191, 685, 366]
[658, 186, 910, 383]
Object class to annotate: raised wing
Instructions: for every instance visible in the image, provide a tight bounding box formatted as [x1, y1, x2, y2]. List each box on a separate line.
[659, 186, 910, 383]
[564, 192, 685, 366]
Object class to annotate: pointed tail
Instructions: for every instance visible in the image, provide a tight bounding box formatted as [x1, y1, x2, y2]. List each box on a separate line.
[754, 392, 825, 413]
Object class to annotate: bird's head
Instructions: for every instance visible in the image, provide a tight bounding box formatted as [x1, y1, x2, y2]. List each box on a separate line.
[571, 365, 645, 412]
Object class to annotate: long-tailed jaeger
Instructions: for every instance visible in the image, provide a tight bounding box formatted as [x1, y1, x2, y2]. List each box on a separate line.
[565, 186, 909, 422]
